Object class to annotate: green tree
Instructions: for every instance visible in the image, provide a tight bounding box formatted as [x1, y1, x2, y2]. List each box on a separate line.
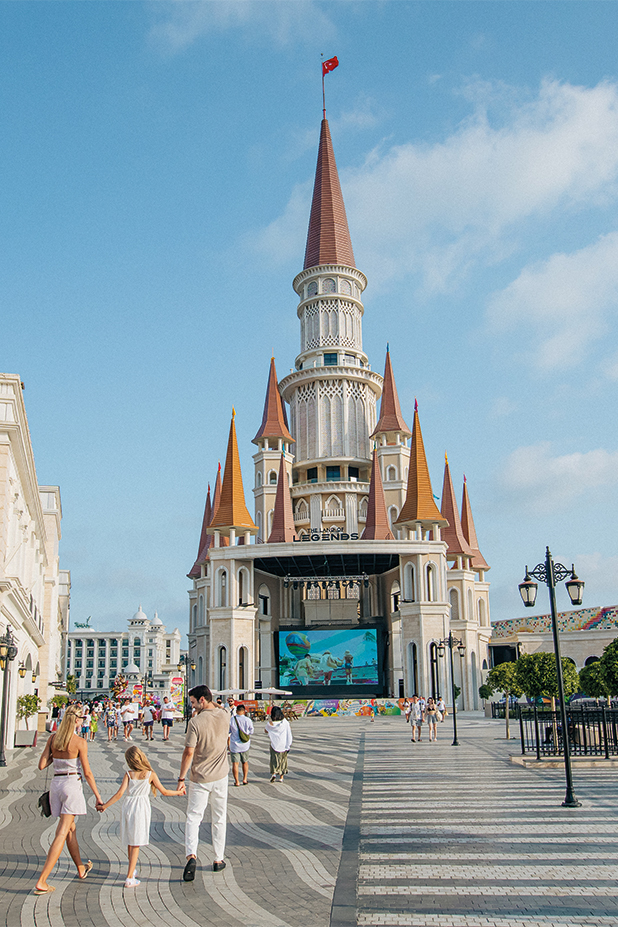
[48, 694, 69, 710]
[598, 639, 618, 696]
[579, 661, 611, 700]
[515, 652, 579, 705]
[16, 694, 42, 730]
[482, 662, 523, 739]
[66, 674, 77, 695]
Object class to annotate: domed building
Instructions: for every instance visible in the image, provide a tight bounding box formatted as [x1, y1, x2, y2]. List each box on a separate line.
[187, 116, 492, 708]
[66, 606, 182, 700]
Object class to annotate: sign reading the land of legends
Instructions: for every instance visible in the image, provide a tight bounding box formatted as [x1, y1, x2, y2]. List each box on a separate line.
[278, 629, 379, 688]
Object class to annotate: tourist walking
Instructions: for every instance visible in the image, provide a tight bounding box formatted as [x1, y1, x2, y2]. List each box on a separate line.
[122, 701, 134, 741]
[80, 706, 90, 740]
[437, 695, 446, 719]
[97, 745, 185, 887]
[265, 705, 293, 782]
[177, 685, 230, 879]
[141, 703, 155, 741]
[89, 709, 98, 741]
[34, 705, 103, 894]
[426, 697, 440, 741]
[161, 697, 174, 740]
[105, 703, 118, 742]
[229, 704, 254, 786]
[410, 696, 423, 742]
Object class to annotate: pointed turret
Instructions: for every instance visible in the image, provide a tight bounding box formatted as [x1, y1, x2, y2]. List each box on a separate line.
[187, 485, 212, 578]
[362, 448, 394, 540]
[440, 455, 474, 561]
[253, 357, 293, 445]
[461, 476, 490, 571]
[267, 454, 297, 543]
[209, 411, 257, 536]
[395, 401, 448, 529]
[209, 463, 229, 547]
[371, 347, 411, 439]
[304, 119, 355, 270]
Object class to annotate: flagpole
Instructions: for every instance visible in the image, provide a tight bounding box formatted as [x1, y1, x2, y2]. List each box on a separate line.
[321, 55, 326, 118]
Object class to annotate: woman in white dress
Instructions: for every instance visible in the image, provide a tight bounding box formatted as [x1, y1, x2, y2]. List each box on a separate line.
[265, 706, 293, 782]
[35, 705, 103, 894]
[98, 745, 185, 886]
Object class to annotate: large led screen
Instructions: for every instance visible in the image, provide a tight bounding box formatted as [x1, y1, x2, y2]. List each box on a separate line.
[278, 628, 379, 688]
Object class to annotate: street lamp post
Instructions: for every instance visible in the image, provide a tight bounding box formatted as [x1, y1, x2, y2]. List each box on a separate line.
[519, 546, 584, 808]
[437, 632, 466, 746]
[0, 626, 19, 767]
[177, 656, 196, 731]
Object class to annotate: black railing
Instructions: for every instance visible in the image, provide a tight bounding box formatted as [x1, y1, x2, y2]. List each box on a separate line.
[518, 706, 618, 758]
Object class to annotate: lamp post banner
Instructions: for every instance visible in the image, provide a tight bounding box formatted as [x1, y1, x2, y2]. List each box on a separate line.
[170, 676, 184, 712]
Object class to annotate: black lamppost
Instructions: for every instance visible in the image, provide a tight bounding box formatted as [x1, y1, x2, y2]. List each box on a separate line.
[177, 656, 196, 731]
[0, 627, 19, 767]
[519, 546, 584, 808]
[436, 632, 466, 746]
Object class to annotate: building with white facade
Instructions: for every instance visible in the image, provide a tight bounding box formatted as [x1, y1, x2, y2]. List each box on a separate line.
[0, 373, 69, 751]
[187, 117, 492, 708]
[66, 606, 181, 700]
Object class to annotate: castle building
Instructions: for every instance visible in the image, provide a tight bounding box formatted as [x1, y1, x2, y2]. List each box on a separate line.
[66, 606, 181, 700]
[187, 117, 492, 708]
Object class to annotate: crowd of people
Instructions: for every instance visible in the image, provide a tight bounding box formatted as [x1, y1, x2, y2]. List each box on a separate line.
[35, 686, 293, 893]
[402, 695, 447, 742]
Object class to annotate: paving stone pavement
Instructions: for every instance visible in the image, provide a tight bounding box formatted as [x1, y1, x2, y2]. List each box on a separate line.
[1, 715, 618, 927]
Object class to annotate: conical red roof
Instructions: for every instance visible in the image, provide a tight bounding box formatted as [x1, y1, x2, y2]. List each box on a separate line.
[362, 448, 394, 540]
[268, 454, 297, 543]
[461, 477, 490, 571]
[395, 403, 447, 528]
[209, 463, 228, 547]
[304, 119, 355, 270]
[440, 457, 474, 560]
[371, 348, 411, 438]
[188, 485, 212, 578]
[253, 357, 293, 444]
[210, 411, 257, 534]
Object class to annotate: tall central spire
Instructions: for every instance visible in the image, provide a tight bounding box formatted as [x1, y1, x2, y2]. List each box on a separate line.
[304, 119, 356, 270]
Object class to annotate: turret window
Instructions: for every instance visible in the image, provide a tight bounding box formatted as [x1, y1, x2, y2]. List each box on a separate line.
[307, 281, 318, 297]
[324, 353, 338, 366]
[348, 467, 359, 482]
[268, 470, 278, 485]
[256, 471, 262, 487]
[340, 279, 352, 295]
[326, 466, 340, 482]
[307, 467, 318, 483]
[322, 278, 336, 294]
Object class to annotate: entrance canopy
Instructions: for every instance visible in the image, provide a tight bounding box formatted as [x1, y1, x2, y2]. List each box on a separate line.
[253, 551, 399, 578]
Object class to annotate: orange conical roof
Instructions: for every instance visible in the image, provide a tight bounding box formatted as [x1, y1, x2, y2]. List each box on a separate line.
[304, 119, 355, 270]
[440, 456, 475, 560]
[253, 357, 293, 444]
[461, 476, 490, 571]
[395, 402, 448, 528]
[268, 454, 297, 543]
[188, 485, 212, 578]
[371, 348, 411, 438]
[209, 412, 257, 534]
[362, 448, 394, 540]
[209, 463, 228, 547]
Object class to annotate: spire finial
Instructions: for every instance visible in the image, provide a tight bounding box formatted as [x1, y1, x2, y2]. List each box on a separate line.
[414, 398, 418, 412]
[445, 451, 448, 464]
[386, 341, 390, 352]
[232, 407, 236, 419]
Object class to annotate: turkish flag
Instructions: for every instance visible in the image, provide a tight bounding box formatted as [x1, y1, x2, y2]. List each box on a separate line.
[322, 56, 339, 76]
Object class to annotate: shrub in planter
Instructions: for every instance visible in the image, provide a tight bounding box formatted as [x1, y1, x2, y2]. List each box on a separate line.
[16, 694, 42, 730]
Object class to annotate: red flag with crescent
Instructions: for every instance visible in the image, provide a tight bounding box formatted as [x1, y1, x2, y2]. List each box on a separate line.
[322, 56, 339, 76]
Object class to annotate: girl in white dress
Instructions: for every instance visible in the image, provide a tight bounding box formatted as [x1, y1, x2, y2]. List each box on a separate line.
[98, 745, 185, 887]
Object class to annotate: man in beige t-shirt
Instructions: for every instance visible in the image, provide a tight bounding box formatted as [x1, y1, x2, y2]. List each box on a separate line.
[177, 685, 229, 879]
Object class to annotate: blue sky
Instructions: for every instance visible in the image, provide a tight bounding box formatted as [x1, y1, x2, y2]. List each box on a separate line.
[3, 1, 618, 638]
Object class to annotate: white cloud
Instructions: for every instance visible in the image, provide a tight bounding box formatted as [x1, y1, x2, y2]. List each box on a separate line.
[252, 78, 618, 291]
[501, 441, 618, 511]
[149, 0, 335, 53]
[488, 232, 618, 370]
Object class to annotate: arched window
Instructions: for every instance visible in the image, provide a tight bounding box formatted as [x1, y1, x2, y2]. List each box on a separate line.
[198, 655, 203, 684]
[256, 511, 262, 541]
[238, 570, 244, 606]
[408, 643, 418, 695]
[238, 647, 247, 690]
[199, 594, 204, 626]
[267, 509, 274, 536]
[426, 564, 436, 602]
[471, 652, 478, 710]
[391, 581, 401, 613]
[218, 647, 227, 690]
[482, 658, 488, 670]
[359, 497, 368, 520]
[268, 470, 278, 485]
[585, 655, 600, 666]
[467, 589, 473, 621]
[192, 603, 197, 630]
[389, 506, 398, 532]
[217, 570, 227, 607]
[477, 598, 487, 626]
[296, 499, 308, 518]
[404, 563, 415, 602]
[258, 583, 270, 616]
[256, 471, 262, 487]
[386, 466, 397, 481]
[322, 277, 336, 294]
[429, 641, 439, 699]
[449, 588, 460, 621]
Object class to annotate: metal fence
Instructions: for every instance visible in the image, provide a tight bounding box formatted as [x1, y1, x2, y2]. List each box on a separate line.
[518, 706, 618, 758]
